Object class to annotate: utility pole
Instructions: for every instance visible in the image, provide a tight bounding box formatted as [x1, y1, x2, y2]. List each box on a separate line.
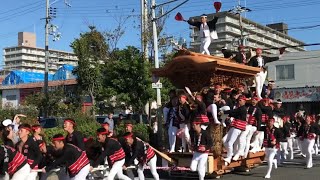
[150, 0, 188, 147]
[44, 0, 50, 118]
[141, 0, 149, 60]
[43, 0, 69, 117]
[229, 0, 251, 47]
[151, 0, 161, 107]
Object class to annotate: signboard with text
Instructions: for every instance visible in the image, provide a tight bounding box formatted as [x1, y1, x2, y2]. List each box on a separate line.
[274, 87, 320, 103]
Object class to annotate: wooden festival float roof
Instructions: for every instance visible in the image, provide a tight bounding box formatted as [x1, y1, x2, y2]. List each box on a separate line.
[152, 50, 261, 91]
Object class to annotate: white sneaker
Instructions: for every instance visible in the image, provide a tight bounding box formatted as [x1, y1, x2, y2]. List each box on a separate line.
[223, 157, 231, 164]
[232, 154, 240, 161]
[273, 159, 278, 169]
[264, 174, 271, 179]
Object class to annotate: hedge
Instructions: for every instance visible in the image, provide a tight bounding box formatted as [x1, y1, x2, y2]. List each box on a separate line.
[0, 108, 150, 143]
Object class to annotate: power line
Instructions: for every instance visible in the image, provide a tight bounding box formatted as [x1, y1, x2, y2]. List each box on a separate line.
[0, 0, 43, 15]
[0, 3, 45, 23]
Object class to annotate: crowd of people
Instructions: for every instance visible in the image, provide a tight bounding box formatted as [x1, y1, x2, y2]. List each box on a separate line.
[1, 81, 320, 180]
[163, 81, 320, 179]
[0, 113, 160, 180]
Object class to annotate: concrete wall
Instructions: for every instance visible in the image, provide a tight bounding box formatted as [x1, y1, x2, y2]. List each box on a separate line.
[2, 89, 20, 108]
[267, 50, 320, 88]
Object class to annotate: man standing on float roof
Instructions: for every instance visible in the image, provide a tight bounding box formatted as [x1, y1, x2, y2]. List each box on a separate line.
[187, 13, 219, 55]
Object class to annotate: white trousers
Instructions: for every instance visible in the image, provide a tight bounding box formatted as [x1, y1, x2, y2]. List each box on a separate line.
[190, 152, 208, 180]
[223, 127, 242, 159]
[244, 125, 257, 158]
[70, 164, 90, 180]
[265, 147, 278, 178]
[137, 155, 159, 180]
[27, 169, 38, 180]
[200, 37, 211, 55]
[255, 71, 267, 99]
[168, 125, 178, 152]
[251, 131, 264, 152]
[302, 139, 315, 168]
[179, 123, 190, 151]
[277, 142, 288, 164]
[207, 104, 220, 124]
[107, 159, 131, 180]
[234, 125, 251, 159]
[286, 137, 294, 159]
[2, 163, 31, 180]
[297, 138, 304, 153]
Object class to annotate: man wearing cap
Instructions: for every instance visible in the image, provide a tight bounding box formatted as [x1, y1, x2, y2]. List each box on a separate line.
[177, 93, 191, 151]
[123, 132, 159, 180]
[43, 134, 90, 180]
[248, 48, 283, 99]
[262, 118, 282, 179]
[232, 45, 252, 64]
[0, 145, 30, 180]
[16, 123, 41, 180]
[187, 14, 219, 55]
[93, 128, 131, 180]
[220, 95, 248, 164]
[64, 118, 85, 150]
[189, 120, 213, 180]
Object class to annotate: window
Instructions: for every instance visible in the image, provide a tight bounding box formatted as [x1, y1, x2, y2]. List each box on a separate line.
[276, 64, 294, 80]
[6, 95, 17, 101]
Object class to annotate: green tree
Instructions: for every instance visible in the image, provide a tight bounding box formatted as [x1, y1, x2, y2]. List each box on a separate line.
[71, 26, 108, 117]
[23, 88, 74, 117]
[103, 46, 153, 113]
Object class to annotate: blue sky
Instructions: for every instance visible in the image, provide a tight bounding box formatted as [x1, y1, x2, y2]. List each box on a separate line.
[1, 0, 320, 67]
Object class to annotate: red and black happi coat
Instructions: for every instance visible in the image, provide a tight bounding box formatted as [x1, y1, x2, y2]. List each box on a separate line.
[16, 136, 41, 170]
[298, 123, 320, 140]
[262, 126, 281, 148]
[247, 105, 262, 129]
[93, 138, 126, 168]
[125, 139, 156, 166]
[260, 104, 273, 126]
[0, 145, 27, 177]
[66, 130, 85, 150]
[46, 143, 89, 177]
[224, 105, 247, 131]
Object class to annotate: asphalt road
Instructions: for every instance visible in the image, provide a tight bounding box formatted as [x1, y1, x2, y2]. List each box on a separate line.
[148, 151, 320, 180]
[220, 155, 320, 180]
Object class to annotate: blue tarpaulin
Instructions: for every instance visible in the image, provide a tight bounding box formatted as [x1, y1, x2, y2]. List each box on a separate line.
[52, 64, 76, 80]
[2, 71, 54, 85]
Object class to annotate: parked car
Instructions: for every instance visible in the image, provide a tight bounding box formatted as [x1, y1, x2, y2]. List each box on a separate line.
[39, 117, 64, 129]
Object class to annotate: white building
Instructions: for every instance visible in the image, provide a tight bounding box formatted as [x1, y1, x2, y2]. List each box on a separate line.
[266, 50, 320, 114]
[3, 32, 78, 74]
[189, 12, 305, 55]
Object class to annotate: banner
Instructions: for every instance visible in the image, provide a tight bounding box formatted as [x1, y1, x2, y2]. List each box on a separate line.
[274, 87, 320, 102]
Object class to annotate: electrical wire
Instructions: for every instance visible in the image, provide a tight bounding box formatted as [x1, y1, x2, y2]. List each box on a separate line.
[0, 0, 43, 15]
[0, 3, 45, 23]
